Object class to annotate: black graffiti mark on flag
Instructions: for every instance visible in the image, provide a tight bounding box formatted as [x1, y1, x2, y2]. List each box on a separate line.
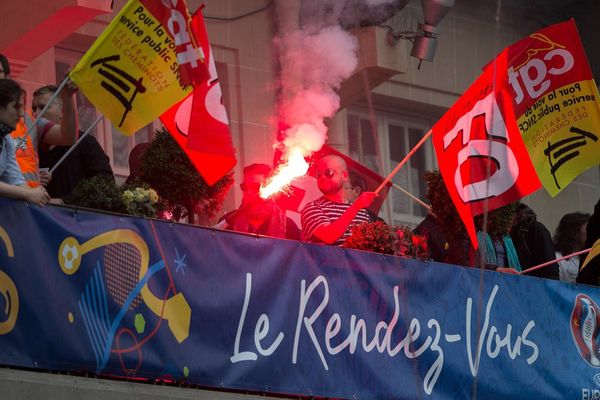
[544, 126, 598, 189]
[90, 55, 146, 127]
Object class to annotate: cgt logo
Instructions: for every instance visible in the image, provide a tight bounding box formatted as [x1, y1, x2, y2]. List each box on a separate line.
[162, 0, 204, 69]
[508, 33, 574, 105]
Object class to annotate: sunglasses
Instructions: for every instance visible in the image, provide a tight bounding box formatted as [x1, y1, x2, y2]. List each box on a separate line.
[316, 168, 337, 178]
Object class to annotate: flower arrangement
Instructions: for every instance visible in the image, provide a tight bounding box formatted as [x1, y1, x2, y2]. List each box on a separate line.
[66, 176, 162, 219]
[122, 187, 159, 218]
[344, 221, 397, 254]
[394, 226, 429, 259]
[343, 221, 430, 260]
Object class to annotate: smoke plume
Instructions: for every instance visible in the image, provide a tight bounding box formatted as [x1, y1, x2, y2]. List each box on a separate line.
[273, 0, 408, 161]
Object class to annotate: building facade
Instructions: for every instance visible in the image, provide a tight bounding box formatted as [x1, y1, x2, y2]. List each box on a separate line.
[2, 0, 598, 232]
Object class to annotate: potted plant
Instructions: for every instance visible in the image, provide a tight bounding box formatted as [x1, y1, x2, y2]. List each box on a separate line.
[137, 128, 234, 224]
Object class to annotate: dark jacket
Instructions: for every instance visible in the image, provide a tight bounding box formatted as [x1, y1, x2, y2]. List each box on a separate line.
[577, 198, 600, 286]
[39, 134, 114, 198]
[413, 214, 448, 263]
[510, 205, 559, 280]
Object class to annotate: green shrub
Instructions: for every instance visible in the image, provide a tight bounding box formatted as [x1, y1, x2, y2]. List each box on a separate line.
[65, 175, 126, 214]
[139, 128, 234, 223]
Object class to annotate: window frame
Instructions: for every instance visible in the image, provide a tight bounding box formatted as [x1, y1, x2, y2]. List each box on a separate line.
[347, 107, 437, 227]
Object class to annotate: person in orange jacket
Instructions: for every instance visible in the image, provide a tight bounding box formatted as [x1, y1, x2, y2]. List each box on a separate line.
[0, 53, 78, 188]
[0, 78, 50, 205]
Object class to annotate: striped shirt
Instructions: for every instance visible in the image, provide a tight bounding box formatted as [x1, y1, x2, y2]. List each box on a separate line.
[301, 197, 373, 246]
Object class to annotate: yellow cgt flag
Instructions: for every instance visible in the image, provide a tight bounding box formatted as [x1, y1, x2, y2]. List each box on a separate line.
[70, 0, 191, 135]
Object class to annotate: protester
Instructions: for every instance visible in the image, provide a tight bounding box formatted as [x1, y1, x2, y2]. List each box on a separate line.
[33, 85, 113, 199]
[552, 212, 590, 283]
[345, 170, 385, 223]
[0, 79, 50, 205]
[474, 203, 522, 272]
[0, 53, 79, 188]
[414, 171, 470, 265]
[216, 163, 300, 239]
[413, 213, 447, 262]
[301, 154, 376, 245]
[577, 198, 600, 286]
[125, 142, 150, 184]
[510, 203, 559, 279]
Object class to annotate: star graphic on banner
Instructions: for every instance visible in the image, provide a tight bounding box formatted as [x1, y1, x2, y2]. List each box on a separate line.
[174, 248, 187, 275]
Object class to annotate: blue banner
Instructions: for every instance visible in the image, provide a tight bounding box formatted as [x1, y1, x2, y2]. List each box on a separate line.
[1, 197, 600, 399]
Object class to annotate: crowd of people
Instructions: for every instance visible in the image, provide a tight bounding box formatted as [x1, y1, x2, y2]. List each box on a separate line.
[1, 53, 598, 286]
[208, 151, 598, 285]
[0, 54, 114, 208]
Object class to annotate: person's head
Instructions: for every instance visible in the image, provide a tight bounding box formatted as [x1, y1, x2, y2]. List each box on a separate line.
[475, 202, 518, 240]
[0, 79, 24, 130]
[240, 163, 272, 204]
[512, 203, 537, 230]
[554, 212, 590, 255]
[0, 55, 10, 79]
[32, 85, 62, 124]
[345, 170, 367, 203]
[315, 155, 348, 198]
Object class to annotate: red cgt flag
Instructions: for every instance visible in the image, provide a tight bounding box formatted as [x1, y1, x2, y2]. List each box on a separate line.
[432, 49, 541, 248]
[140, 0, 209, 85]
[160, 10, 236, 186]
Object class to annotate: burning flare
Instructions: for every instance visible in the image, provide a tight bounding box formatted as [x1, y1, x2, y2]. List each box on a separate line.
[260, 147, 309, 199]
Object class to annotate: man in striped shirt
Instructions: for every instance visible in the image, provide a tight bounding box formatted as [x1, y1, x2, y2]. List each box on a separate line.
[301, 154, 377, 246]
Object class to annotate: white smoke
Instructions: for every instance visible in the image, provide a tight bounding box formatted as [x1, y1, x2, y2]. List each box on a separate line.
[276, 24, 358, 159]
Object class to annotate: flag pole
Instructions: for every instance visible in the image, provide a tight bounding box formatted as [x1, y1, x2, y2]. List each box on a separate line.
[519, 248, 591, 275]
[391, 182, 433, 213]
[374, 129, 432, 195]
[20, 76, 69, 145]
[49, 115, 103, 175]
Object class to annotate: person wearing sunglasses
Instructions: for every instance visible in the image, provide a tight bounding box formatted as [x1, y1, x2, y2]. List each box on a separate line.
[215, 163, 300, 239]
[301, 154, 377, 246]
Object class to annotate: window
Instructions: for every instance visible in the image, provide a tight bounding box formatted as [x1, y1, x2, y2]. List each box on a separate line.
[347, 109, 436, 227]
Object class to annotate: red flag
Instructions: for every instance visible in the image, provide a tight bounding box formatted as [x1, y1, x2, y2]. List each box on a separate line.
[432, 49, 541, 248]
[140, 0, 209, 85]
[493, 20, 600, 197]
[160, 11, 237, 186]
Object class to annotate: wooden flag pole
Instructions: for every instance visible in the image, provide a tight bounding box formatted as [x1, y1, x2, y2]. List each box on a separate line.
[49, 115, 103, 174]
[519, 248, 591, 275]
[374, 129, 433, 195]
[391, 183, 433, 213]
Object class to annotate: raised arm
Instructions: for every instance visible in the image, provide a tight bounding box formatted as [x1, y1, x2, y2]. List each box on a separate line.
[310, 192, 377, 244]
[42, 78, 78, 146]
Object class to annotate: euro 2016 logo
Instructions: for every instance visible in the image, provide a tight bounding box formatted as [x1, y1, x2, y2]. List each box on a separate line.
[571, 294, 600, 367]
